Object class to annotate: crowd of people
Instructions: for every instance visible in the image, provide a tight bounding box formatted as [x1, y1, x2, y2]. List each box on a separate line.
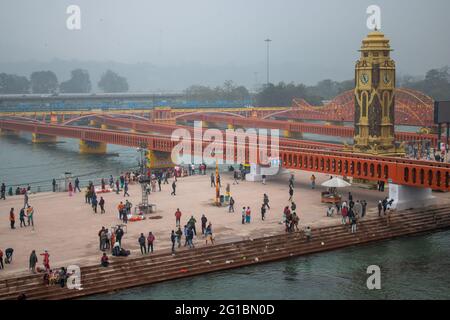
[3, 164, 402, 283]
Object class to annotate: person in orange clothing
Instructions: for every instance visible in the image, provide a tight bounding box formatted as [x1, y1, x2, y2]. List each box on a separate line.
[40, 250, 50, 271]
[117, 201, 125, 220]
[9, 208, 16, 229]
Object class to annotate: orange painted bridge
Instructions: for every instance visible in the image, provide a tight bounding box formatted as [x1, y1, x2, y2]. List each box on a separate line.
[1, 119, 449, 191]
[176, 113, 439, 146]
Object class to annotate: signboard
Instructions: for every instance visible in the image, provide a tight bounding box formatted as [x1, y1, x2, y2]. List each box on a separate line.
[434, 101, 450, 124]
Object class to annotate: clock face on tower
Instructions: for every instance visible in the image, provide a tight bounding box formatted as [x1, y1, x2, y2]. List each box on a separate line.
[361, 73, 369, 84]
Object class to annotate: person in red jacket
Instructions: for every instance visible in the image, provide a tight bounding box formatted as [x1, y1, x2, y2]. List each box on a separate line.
[40, 250, 50, 271]
[68, 182, 73, 197]
[175, 208, 182, 227]
[147, 232, 155, 253]
[101, 253, 109, 267]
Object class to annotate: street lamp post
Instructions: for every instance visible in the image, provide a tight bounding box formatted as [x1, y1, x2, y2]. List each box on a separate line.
[264, 38, 272, 85]
[137, 143, 150, 213]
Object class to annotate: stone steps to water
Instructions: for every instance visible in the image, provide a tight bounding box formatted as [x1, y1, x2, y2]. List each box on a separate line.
[1, 205, 450, 300]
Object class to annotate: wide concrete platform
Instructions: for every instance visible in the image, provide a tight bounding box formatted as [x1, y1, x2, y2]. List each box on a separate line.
[1, 169, 449, 279]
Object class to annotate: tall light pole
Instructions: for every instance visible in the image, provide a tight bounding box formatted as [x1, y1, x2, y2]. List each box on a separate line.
[264, 38, 272, 85]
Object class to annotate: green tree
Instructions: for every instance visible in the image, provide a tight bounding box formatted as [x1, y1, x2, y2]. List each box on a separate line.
[400, 67, 450, 100]
[98, 70, 129, 93]
[0, 73, 30, 94]
[185, 82, 250, 102]
[185, 85, 216, 101]
[60, 69, 91, 93]
[30, 71, 58, 94]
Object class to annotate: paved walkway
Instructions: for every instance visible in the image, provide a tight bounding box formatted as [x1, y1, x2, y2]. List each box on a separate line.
[1, 169, 448, 278]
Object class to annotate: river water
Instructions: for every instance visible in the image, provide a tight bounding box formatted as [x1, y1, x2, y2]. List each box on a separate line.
[1, 132, 449, 300]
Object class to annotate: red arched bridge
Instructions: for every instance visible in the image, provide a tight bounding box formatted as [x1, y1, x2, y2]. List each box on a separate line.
[289, 88, 435, 127]
[1, 119, 449, 191]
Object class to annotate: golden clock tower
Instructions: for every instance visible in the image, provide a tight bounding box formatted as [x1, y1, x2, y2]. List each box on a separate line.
[353, 30, 404, 156]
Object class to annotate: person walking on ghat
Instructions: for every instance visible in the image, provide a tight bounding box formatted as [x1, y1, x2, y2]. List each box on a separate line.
[233, 170, 239, 185]
[241, 207, 246, 224]
[98, 227, 106, 251]
[138, 233, 147, 255]
[170, 230, 177, 254]
[99, 197, 105, 214]
[188, 216, 197, 236]
[174, 208, 182, 227]
[245, 206, 251, 224]
[205, 223, 214, 245]
[115, 226, 124, 247]
[19, 207, 26, 228]
[288, 186, 294, 202]
[91, 195, 98, 213]
[1, 183, 6, 200]
[24, 190, 29, 208]
[210, 173, 215, 187]
[40, 250, 50, 271]
[115, 179, 120, 195]
[171, 180, 176, 196]
[263, 193, 270, 210]
[26, 205, 34, 228]
[378, 200, 383, 217]
[29, 250, 38, 273]
[310, 174, 316, 189]
[68, 182, 73, 197]
[123, 182, 130, 197]
[175, 227, 182, 248]
[229, 196, 235, 213]
[261, 204, 266, 221]
[147, 232, 155, 253]
[52, 179, 56, 192]
[292, 212, 300, 231]
[74, 177, 81, 193]
[201, 214, 208, 235]
[289, 174, 295, 189]
[9, 208, 16, 229]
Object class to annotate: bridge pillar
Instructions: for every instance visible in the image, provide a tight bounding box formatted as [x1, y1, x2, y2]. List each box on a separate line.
[50, 114, 59, 124]
[100, 124, 118, 130]
[89, 120, 100, 127]
[153, 118, 176, 125]
[146, 150, 175, 169]
[389, 184, 435, 211]
[245, 161, 282, 182]
[282, 130, 291, 138]
[325, 120, 344, 126]
[32, 133, 57, 143]
[0, 128, 19, 136]
[79, 140, 107, 154]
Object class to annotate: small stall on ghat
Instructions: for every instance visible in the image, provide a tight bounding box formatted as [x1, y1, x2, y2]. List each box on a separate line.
[320, 177, 351, 204]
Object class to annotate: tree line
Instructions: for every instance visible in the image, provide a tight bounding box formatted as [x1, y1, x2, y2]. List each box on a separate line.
[0, 69, 129, 94]
[1, 66, 449, 105]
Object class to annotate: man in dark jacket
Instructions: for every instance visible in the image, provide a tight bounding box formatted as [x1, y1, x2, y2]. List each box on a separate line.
[138, 233, 146, 254]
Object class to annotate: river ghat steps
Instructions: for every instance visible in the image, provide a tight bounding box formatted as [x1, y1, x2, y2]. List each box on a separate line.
[1, 205, 450, 300]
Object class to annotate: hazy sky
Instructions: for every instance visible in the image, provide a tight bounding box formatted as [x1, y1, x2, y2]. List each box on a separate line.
[1, 0, 449, 88]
